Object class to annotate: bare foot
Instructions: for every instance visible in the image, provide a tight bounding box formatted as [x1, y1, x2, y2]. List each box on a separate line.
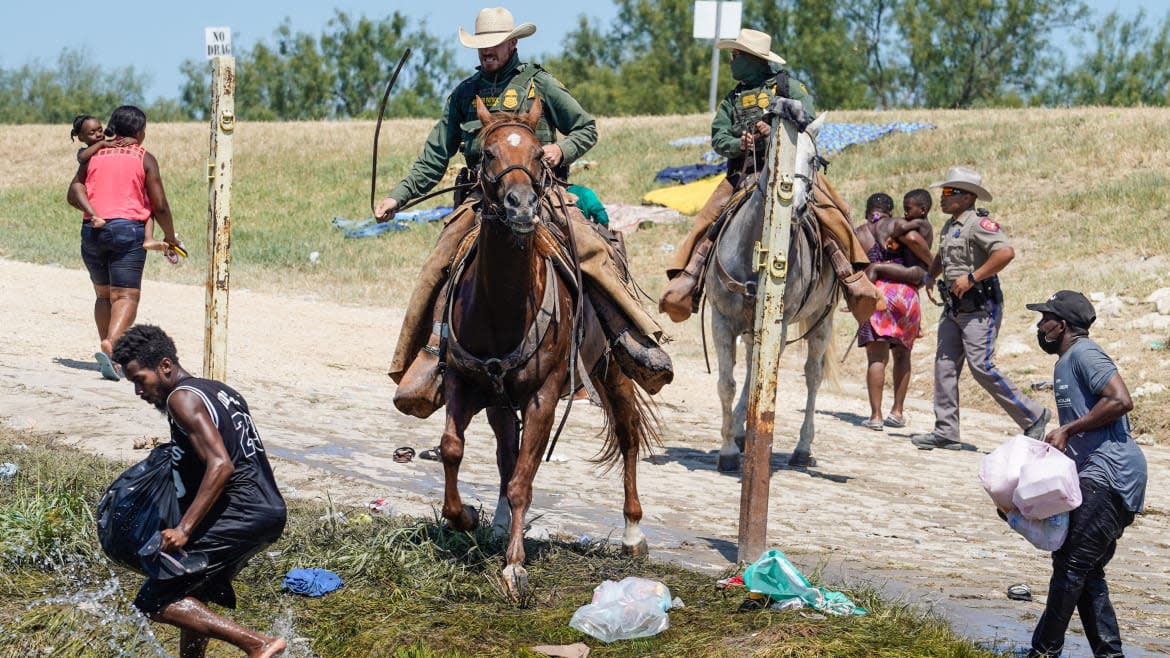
[252, 638, 286, 658]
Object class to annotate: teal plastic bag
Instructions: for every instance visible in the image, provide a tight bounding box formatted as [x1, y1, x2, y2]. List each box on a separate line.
[742, 549, 866, 616]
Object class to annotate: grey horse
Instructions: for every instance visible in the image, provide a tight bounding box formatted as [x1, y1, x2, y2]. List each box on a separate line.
[704, 114, 838, 471]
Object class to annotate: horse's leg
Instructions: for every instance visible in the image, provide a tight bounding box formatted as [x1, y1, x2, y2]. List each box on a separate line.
[791, 317, 830, 467]
[711, 311, 742, 472]
[733, 328, 754, 453]
[500, 373, 563, 596]
[595, 366, 649, 556]
[440, 378, 480, 532]
[486, 407, 520, 537]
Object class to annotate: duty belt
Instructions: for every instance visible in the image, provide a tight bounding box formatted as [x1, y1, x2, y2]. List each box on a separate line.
[939, 275, 1003, 315]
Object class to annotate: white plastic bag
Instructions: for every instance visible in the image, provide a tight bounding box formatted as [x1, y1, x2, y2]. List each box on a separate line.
[979, 435, 1047, 512]
[1013, 446, 1082, 520]
[568, 577, 672, 642]
[1007, 511, 1069, 551]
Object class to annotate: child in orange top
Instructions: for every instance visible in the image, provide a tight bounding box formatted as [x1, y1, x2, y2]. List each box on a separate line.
[71, 115, 175, 261]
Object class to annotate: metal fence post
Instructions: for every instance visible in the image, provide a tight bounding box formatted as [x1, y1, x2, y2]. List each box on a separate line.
[737, 118, 799, 563]
[204, 56, 235, 381]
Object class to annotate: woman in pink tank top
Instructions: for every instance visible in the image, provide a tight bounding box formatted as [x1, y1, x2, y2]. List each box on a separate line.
[67, 105, 180, 380]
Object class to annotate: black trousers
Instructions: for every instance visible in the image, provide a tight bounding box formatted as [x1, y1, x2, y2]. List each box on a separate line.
[1030, 476, 1135, 658]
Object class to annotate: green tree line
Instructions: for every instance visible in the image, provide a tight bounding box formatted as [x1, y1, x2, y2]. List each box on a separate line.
[3, 2, 1169, 125]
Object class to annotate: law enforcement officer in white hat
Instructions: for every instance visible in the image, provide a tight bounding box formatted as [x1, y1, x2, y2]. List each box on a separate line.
[909, 166, 1050, 450]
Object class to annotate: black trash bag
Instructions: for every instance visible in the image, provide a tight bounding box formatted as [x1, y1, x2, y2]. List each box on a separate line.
[96, 444, 180, 574]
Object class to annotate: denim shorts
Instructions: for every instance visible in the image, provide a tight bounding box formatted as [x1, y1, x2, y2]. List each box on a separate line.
[80, 219, 147, 288]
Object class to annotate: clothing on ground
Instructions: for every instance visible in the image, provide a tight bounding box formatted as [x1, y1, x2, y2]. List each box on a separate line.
[282, 567, 344, 597]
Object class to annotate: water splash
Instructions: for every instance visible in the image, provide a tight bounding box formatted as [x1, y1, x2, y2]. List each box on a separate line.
[268, 606, 322, 658]
[22, 571, 172, 658]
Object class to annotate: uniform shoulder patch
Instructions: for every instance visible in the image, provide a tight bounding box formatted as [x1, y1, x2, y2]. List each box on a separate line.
[979, 218, 1000, 232]
[536, 70, 567, 91]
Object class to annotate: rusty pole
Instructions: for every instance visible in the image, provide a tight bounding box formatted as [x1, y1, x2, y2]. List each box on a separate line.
[204, 56, 235, 381]
[737, 117, 799, 563]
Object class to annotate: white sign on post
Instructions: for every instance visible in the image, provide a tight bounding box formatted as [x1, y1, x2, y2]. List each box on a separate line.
[692, 1, 742, 39]
[205, 27, 233, 59]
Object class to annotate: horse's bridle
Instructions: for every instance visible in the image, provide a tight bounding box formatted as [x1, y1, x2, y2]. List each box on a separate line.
[476, 119, 553, 230]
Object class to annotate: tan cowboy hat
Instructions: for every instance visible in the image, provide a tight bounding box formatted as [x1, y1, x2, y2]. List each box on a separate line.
[716, 28, 786, 65]
[458, 7, 536, 49]
[930, 165, 993, 201]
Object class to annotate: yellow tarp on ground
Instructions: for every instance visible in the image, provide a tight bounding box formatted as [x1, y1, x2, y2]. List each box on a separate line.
[641, 176, 721, 215]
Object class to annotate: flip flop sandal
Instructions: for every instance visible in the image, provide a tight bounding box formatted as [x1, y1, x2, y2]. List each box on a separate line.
[392, 447, 415, 463]
[1007, 583, 1032, 601]
[95, 352, 120, 381]
[883, 414, 907, 428]
[418, 447, 441, 461]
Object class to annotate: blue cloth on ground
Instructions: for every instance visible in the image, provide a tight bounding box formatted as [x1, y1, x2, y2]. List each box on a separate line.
[816, 121, 934, 156]
[344, 222, 408, 238]
[282, 567, 343, 597]
[331, 206, 452, 239]
[654, 164, 727, 184]
[653, 122, 935, 185]
[396, 206, 452, 223]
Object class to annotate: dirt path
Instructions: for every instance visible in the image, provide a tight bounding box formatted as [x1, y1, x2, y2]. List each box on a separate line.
[2, 258, 1167, 656]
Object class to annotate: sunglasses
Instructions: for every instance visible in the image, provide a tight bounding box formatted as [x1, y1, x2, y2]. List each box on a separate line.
[940, 187, 971, 197]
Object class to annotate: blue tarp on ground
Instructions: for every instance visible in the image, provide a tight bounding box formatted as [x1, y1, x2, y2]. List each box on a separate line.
[331, 206, 454, 239]
[654, 122, 935, 184]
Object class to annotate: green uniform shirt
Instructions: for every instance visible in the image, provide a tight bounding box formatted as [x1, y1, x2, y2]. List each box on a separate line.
[710, 67, 816, 164]
[389, 53, 598, 205]
[938, 209, 1011, 284]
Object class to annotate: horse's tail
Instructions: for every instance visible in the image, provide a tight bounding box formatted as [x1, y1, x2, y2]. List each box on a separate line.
[821, 321, 842, 390]
[592, 377, 662, 472]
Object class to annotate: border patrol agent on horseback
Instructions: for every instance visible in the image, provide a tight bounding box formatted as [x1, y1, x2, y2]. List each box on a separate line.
[910, 166, 1050, 450]
[659, 28, 881, 325]
[375, 7, 672, 418]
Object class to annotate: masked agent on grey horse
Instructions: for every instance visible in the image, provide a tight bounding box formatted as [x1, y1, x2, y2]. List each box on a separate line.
[910, 166, 1049, 450]
[375, 7, 672, 418]
[658, 28, 881, 325]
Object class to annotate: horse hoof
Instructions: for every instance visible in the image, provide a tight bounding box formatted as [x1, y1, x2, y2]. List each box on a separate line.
[447, 507, 479, 532]
[717, 453, 741, 472]
[622, 539, 649, 558]
[787, 452, 816, 468]
[503, 564, 529, 597]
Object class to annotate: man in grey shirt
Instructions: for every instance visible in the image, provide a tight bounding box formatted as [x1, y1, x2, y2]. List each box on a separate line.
[1025, 290, 1147, 658]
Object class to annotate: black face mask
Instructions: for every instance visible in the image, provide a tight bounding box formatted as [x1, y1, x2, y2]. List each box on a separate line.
[1036, 324, 1064, 355]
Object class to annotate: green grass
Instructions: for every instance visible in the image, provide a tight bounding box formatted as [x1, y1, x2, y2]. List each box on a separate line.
[0, 430, 1005, 658]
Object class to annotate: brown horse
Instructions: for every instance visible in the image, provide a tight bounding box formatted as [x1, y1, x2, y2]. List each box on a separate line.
[437, 96, 656, 595]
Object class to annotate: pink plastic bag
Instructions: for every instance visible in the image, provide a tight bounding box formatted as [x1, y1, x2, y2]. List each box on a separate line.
[1013, 446, 1082, 520]
[979, 435, 1048, 512]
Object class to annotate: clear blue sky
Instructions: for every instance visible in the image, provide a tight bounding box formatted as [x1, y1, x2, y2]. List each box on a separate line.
[3, 0, 1160, 101]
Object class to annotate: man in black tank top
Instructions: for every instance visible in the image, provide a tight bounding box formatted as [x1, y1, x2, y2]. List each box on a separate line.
[113, 324, 287, 658]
